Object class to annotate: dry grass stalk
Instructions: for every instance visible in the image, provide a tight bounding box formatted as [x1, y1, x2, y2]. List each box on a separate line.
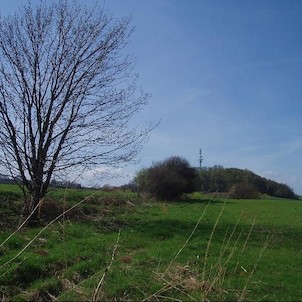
[0, 257, 27, 279]
[205, 229, 243, 296]
[157, 270, 197, 301]
[164, 193, 219, 274]
[143, 266, 198, 302]
[144, 194, 227, 302]
[146, 193, 269, 302]
[0, 194, 95, 272]
[56, 230, 121, 301]
[238, 236, 271, 302]
[242, 217, 256, 253]
[92, 229, 121, 302]
[57, 269, 101, 300]
[219, 224, 243, 268]
[201, 198, 226, 281]
[0, 199, 44, 248]
[218, 213, 242, 262]
[155, 295, 183, 302]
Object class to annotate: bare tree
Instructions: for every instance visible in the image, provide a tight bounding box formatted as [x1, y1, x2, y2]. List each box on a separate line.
[0, 1, 153, 224]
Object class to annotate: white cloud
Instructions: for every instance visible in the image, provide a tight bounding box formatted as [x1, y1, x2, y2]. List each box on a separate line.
[78, 166, 135, 188]
[257, 170, 302, 195]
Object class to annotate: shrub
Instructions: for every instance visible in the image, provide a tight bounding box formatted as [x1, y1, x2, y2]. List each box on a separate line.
[133, 168, 150, 194]
[135, 156, 198, 200]
[229, 183, 261, 199]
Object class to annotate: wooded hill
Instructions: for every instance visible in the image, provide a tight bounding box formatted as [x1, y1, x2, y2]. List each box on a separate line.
[198, 166, 297, 199]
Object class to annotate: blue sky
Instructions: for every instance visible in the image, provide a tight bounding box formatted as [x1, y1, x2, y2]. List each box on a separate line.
[2, 1, 302, 194]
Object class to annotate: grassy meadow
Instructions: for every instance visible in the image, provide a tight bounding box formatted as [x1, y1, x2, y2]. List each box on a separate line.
[0, 185, 301, 301]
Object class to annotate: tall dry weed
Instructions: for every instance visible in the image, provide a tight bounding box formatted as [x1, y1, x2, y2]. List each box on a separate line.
[144, 193, 270, 302]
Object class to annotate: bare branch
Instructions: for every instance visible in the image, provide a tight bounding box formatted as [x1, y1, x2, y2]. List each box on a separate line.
[0, 0, 154, 223]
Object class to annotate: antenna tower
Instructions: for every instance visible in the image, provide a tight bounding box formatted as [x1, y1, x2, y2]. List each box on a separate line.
[199, 149, 203, 172]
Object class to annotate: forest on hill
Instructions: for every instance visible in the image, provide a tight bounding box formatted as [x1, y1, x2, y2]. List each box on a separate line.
[132, 157, 297, 200]
[198, 165, 297, 199]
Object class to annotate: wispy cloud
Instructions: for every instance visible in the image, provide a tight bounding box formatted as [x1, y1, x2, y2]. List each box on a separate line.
[78, 167, 133, 187]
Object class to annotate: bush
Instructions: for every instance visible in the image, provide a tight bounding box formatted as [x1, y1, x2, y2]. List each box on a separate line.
[229, 183, 261, 199]
[133, 168, 150, 194]
[135, 156, 198, 200]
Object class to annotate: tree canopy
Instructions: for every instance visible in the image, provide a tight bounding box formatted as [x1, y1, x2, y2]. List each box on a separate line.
[198, 166, 297, 199]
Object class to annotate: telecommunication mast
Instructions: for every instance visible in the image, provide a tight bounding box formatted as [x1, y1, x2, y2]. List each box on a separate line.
[199, 149, 203, 172]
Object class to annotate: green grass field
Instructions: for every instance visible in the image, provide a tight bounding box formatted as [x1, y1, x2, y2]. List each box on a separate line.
[0, 185, 301, 301]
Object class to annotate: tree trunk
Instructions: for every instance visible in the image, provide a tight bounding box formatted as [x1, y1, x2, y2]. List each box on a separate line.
[23, 199, 39, 226]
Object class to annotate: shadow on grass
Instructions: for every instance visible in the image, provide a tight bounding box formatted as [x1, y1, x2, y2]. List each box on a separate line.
[129, 218, 219, 241]
[176, 197, 229, 205]
[124, 212, 301, 250]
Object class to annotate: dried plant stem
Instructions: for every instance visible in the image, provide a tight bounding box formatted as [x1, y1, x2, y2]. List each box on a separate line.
[57, 265, 107, 300]
[62, 189, 68, 272]
[242, 217, 256, 252]
[0, 194, 95, 271]
[157, 273, 197, 301]
[0, 199, 43, 248]
[142, 272, 197, 302]
[156, 295, 182, 302]
[238, 236, 271, 302]
[206, 229, 243, 294]
[92, 229, 121, 302]
[164, 195, 216, 274]
[218, 213, 242, 261]
[205, 212, 243, 282]
[202, 198, 226, 280]
[0, 257, 27, 279]
[142, 283, 171, 302]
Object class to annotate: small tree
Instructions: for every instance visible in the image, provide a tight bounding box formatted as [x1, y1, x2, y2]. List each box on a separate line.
[133, 168, 150, 195]
[0, 1, 153, 224]
[135, 156, 198, 200]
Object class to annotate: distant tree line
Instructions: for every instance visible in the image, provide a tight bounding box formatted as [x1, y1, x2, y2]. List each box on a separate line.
[0, 174, 82, 189]
[49, 180, 82, 189]
[0, 174, 15, 184]
[133, 157, 297, 200]
[197, 165, 297, 199]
